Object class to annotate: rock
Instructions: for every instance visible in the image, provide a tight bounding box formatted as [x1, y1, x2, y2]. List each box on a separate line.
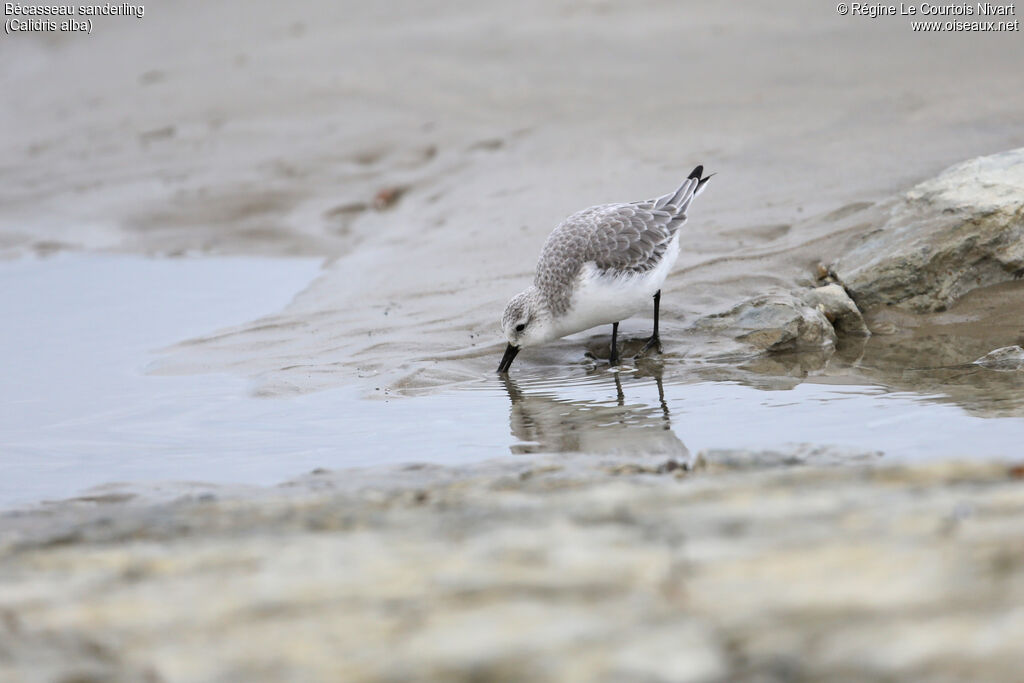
[835, 148, 1024, 312]
[2, 457, 1024, 682]
[801, 283, 871, 337]
[698, 292, 837, 352]
[973, 345, 1024, 371]
[690, 284, 868, 360]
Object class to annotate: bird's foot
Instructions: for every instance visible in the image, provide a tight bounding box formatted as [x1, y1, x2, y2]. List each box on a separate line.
[634, 335, 662, 359]
[609, 349, 620, 366]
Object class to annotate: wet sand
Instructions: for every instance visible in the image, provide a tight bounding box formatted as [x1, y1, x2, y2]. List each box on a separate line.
[3, 1, 1024, 398]
[3, 457, 1024, 681]
[4, 3, 1024, 679]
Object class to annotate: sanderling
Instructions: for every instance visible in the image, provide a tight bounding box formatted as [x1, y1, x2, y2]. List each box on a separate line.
[498, 165, 712, 373]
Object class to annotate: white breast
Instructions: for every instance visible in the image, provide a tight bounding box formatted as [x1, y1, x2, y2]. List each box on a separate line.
[554, 233, 680, 338]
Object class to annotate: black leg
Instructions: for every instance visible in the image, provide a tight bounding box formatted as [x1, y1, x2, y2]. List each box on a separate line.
[652, 289, 660, 340]
[609, 321, 620, 366]
[636, 290, 663, 357]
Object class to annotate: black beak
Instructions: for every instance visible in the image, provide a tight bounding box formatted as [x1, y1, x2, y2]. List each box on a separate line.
[497, 343, 520, 374]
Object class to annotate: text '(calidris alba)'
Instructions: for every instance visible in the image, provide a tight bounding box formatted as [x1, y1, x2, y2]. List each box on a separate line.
[498, 165, 712, 373]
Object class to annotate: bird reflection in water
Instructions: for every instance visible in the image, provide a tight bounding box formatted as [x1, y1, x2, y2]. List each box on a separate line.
[499, 367, 689, 459]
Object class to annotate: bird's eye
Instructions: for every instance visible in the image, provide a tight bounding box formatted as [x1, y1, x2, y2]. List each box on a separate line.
[515, 323, 526, 332]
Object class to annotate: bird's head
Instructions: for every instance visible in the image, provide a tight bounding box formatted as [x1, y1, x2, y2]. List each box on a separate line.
[497, 288, 555, 372]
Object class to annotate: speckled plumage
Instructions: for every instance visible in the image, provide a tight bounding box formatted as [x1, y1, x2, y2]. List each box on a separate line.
[534, 203, 679, 315]
[499, 167, 711, 367]
[534, 176, 702, 315]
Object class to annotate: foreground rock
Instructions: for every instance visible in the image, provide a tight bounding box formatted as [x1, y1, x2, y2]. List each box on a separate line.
[695, 292, 837, 353]
[690, 148, 1021, 363]
[2, 455, 1023, 682]
[693, 283, 868, 357]
[835, 148, 1024, 312]
[802, 283, 871, 337]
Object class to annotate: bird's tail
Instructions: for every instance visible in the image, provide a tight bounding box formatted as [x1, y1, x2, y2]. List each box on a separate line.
[653, 164, 713, 214]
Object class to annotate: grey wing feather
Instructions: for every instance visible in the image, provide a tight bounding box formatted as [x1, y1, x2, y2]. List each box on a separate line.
[586, 204, 680, 273]
[534, 175, 703, 313]
[591, 176, 701, 272]
[645, 176, 700, 213]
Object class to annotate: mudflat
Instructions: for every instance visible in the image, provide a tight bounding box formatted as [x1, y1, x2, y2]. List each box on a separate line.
[3, 0, 1024, 394]
[3, 2, 1024, 681]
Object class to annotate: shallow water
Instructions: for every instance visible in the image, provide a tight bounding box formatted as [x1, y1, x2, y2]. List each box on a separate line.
[3, 255, 1024, 509]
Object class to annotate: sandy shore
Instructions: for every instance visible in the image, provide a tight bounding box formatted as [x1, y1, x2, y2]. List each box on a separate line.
[3, 0, 1024, 396]
[3, 455, 1024, 681]
[4, 2, 1024, 680]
